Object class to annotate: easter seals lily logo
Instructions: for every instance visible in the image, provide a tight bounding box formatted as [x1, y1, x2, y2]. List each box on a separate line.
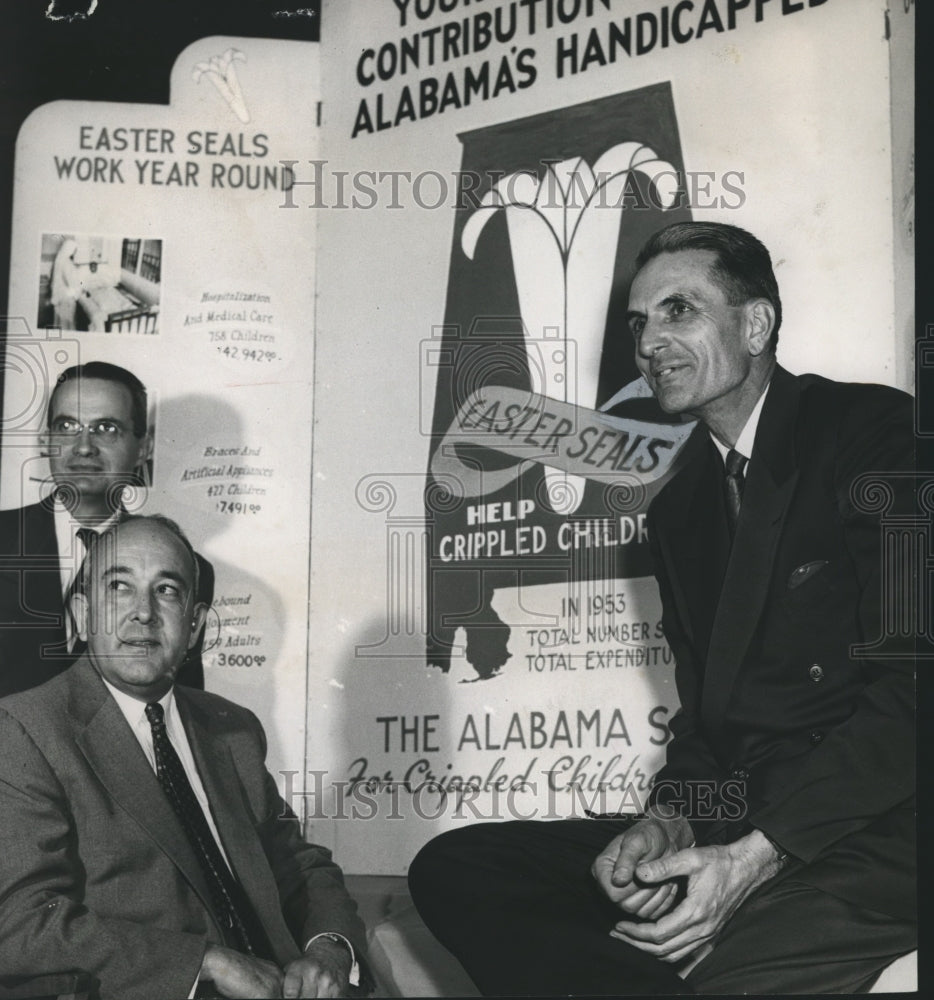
[434, 141, 683, 513]
[194, 48, 250, 124]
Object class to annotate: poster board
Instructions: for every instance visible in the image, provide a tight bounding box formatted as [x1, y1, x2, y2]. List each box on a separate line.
[1, 35, 319, 786]
[0, 1, 917, 883]
[312, 0, 911, 873]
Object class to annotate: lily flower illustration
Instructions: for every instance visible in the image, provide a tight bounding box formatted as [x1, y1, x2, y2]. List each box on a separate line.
[462, 143, 679, 513]
[45, 0, 98, 21]
[193, 48, 250, 124]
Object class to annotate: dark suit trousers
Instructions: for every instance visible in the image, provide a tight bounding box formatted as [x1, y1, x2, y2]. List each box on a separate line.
[408, 819, 916, 996]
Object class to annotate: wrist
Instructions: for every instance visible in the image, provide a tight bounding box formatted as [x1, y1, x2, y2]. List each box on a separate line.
[739, 828, 787, 878]
[755, 828, 789, 868]
[305, 932, 360, 987]
[660, 813, 695, 851]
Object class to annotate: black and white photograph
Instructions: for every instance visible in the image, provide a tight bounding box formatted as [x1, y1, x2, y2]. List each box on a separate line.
[37, 232, 163, 334]
[0, 1, 925, 997]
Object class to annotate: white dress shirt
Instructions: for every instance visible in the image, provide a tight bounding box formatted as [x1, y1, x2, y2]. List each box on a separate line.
[101, 679, 232, 869]
[709, 382, 771, 465]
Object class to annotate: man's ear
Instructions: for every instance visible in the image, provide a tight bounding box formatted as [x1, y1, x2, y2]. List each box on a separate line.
[137, 430, 154, 466]
[746, 300, 775, 357]
[187, 603, 208, 651]
[38, 428, 52, 458]
[71, 591, 89, 642]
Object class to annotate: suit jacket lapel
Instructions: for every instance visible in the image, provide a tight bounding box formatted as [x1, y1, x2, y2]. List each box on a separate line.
[701, 367, 801, 730]
[22, 503, 65, 627]
[23, 502, 59, 558]
[69, 658, 217, 918]
[655, 429, 730, 660]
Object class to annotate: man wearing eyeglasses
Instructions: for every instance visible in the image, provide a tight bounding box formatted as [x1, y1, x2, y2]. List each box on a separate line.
[0, 361, 211, 696]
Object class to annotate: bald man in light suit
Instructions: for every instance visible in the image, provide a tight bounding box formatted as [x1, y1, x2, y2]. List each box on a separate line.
[0, 515, 368, 999]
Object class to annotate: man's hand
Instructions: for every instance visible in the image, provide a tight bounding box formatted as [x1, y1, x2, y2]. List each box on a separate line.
[609, 829, 783, 963]
[592, 816, 693, 920]
[283, 937, 352, 998]
[199, 944, 284, 998]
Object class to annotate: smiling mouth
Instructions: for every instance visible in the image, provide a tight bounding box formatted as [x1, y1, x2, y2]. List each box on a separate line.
[122, 639, 160, 648]
[651, 364, 685, 380]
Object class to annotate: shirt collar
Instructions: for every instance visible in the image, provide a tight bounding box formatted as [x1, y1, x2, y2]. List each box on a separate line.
[709, 381, 771, 464]
[101, 675, 176, 730]
[52, 500, 122, 549]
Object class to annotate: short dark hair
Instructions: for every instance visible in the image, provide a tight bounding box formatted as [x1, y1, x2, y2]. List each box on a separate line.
[635, 222, 782, 350]
[80, 514, 200, 597]
[48, 362, 149, 437]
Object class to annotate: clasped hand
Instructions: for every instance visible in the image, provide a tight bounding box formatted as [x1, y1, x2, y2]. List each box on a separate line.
[201, 938, 352, 998]
[592, 817, 777, 964]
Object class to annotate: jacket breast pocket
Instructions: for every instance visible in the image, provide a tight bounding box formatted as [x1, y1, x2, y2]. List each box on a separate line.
[782, 559, 836, 617]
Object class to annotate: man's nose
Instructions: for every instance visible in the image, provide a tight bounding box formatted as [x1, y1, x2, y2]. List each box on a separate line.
[636, 318, 667, 359]
[132, 590, 156, 623]
[72, 426, 99, 455]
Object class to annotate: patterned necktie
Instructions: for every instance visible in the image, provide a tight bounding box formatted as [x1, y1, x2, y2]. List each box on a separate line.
[144, 702, 264, 956]
[723, 448, 747, 538]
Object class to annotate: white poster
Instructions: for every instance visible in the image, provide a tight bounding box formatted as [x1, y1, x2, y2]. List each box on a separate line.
[2, 37, 319, 784]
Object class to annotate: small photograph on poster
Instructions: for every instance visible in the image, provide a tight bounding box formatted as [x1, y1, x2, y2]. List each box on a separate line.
[37, 232, 162, 335]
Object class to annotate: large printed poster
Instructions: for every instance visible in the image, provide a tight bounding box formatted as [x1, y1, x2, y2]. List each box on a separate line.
[314, 0, 909, 873]
[0, 2, 915, 885]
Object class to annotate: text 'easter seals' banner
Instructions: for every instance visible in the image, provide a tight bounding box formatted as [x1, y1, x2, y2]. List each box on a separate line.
[425, 84, 696, 680]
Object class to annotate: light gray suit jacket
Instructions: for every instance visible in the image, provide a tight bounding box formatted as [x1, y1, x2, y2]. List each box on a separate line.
[0, 657, 366, 1000]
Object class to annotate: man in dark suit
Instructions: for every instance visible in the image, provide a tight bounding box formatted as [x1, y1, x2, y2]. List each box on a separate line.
[0, 361, 209, 696]
[0, 515, 368, 999]
[409, 222, 916, 994]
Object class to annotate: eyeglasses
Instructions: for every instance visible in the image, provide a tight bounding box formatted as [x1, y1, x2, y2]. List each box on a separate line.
[49, 417, 128, 441]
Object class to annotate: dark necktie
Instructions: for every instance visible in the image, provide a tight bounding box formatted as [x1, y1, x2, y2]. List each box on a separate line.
[723, 448, 747, 538]
[75, 526, 97, 554]
[144, 702, 266, 956]
[68, 528, 98, 655]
